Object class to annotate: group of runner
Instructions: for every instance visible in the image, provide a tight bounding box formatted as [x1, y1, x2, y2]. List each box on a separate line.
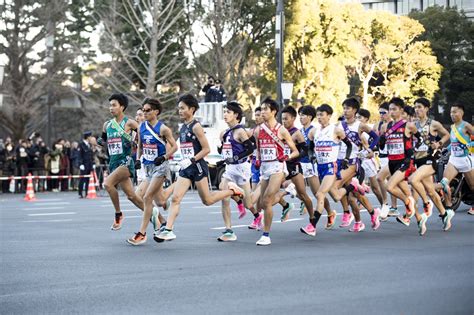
[97, 93, 473, 246]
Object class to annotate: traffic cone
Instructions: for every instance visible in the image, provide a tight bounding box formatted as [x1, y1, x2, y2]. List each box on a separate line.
[86, 172, 97, 199]
[24, 173, 37, 201]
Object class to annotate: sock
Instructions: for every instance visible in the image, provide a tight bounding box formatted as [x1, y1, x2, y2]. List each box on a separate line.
[160, 221, 167, 227]
[310, 211, 322, 227]
[368, 209, 374, 215]
[263, 232, 269, 237]
[165, 228, 172, 232]
[115, 212, 122, 218]
[282, 202, 289, 211]
[254, 212, 260, 219]
[440, 212, 447, 218]
[343, 210, 350, 214]
[237, 199, 243, 205]
[345, 184, 355, 195]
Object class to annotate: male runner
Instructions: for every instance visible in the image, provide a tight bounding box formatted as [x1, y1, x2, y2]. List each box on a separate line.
[156, 94, 244, 242]
[127, 98, 178, 245]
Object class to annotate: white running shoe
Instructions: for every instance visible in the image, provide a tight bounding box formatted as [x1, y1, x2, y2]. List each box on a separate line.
[256, 235, 271, 246]
[285, 183, 297, 198]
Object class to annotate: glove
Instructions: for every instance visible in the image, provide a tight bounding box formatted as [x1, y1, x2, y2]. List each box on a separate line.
[97, 138, 104, 147]
[154, 156, 166, 166]
[340, 158, 349, 170]
[79, 165, 85, 171]
[216, 160, 225, 168]
[179, 158, 193, 170]
[134, 159, 141, 170]
[254, 159, 261, 170]
[399, 158, 411, 171]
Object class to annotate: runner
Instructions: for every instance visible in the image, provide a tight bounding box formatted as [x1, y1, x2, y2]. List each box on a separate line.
[216, 101, 258, 242]
[253, 97, 298, 245]
[278, 106, 317, 236]
[408, 97, 452, 235]
[155, 94, 244, 242]
[439, 103, 473, 223]
[378, 97, 420, 226]
[298, 105, 336, 229]
[98, 93, 145, 231]
[127, 98, 178, 245]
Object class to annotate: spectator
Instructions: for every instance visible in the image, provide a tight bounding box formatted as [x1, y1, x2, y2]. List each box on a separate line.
[212, 79, 227, 102]
[59, 140, 70, 191]
[2, 141, 15, 193]
[28, 137, 48, 192]
[202, 76, 215, 102]
[48, 141, 62, 192]
[16, 140, 29, 193]
[70, 141, 80, 190]
[78, 131, 94, 198]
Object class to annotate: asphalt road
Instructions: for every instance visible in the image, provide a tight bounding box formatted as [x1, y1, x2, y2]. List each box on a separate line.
[1, 190, 473, 314]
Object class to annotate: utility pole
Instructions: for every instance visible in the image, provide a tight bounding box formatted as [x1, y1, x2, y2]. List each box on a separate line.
[275, 0, 284, 112]
[45, 20, 55, 147]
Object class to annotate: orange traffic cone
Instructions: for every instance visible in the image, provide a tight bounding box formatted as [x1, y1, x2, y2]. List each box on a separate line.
[86, 172, 97, 199]
[24, 173, 37, 201]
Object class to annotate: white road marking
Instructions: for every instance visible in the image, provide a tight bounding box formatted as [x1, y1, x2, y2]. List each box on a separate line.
[22, 207, 65, 211]
[28, 212, 76, 216]
[22, 219, 73, 223]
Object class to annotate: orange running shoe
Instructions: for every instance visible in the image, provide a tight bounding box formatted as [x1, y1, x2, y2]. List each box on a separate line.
[111, 212, 123, 231]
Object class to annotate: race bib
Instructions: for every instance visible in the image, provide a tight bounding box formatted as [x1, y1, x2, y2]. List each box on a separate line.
[108, 138, 123, 155]
[315, 141, 333, 164]
[222, 143, 233, 159]
[387, 138, 404, 155]
[283, 145, 291, 157]
[451, 143, 466, 157]
[143, 143, 158, 161]
[181, 142, 195, 159]
[260, 143, 277, 161]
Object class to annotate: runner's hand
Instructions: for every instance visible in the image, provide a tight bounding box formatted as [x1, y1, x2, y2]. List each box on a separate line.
[340, 158, 349, 170]
[134, 159, 141, 170]
[179, 158, 192, 170]
[154, 156, 166, 166]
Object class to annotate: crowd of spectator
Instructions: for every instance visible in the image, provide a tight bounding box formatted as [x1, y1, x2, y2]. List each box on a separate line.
[201, 76, 227, 102]
[0, 133, 108, 194]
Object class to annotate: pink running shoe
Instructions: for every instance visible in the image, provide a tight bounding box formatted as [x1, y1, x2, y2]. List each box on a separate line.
[300, 223, 316, 237]
[339, 212, 354, 228]
[371, 208, 381, 230]
[248, 213, 263, 230]
[350, 178, 366, 196]
[237, 202, 246, 219]
[349, 221, 366, 232]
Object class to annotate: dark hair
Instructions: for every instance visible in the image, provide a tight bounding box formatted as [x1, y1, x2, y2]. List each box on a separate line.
[379, 102, 389, 111]
[254, 106, 262, 112]
[109, 93, 129, 110]
[389, 97, 405, 109]
[142, 97, 162, 114]
[225, 101, 243, 122]
[404, 105, 415, 117]
[177, 94, 200, 112]
[261, 97, 280, 114]
[281, 105, 297, 118]
[414, 97, 430, 108]
[358, 108, 370, 120]
[342, 97, 360, 112]
[317, 104, 333, 115]
[451, 103, 464, 111]
[298, 105, 317, 120]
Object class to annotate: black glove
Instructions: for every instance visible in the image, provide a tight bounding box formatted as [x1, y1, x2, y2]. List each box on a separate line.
[154, 156, 166, 166]
[378, 135, 386, 150]
[134, 159, 141, 170]
[216, 159, 226, 168]
[340, 158, 349, 170]
[399, 158, 411, 171]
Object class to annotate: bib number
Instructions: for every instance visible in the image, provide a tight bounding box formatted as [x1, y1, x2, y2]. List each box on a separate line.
[222, 143, 233, 159]
[451, 143, 466, 157]
[387, 138, 404, 155]
[181, 142, 195, 159]
[284, 145, 291, 157]
[143, 143, 158, 161]
[260, 143, 277, 161]
[108, 138, 123, 155]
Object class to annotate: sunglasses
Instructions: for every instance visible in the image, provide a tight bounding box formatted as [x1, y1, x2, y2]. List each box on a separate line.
[142, 108, 154, 113]
[379, 111, 388, 115]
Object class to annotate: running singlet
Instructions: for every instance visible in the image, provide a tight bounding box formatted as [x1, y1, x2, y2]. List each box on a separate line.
[258, 123, 284, 162]
[283, 127, 298, 161]
[140, 121, 166, 165]
[414, 119, 436, 159]
[179, 120, 202, 160]
[106, 117, 132, 163]
[386, 120, 412, 161]
[222, 125, 246, 164]
[313, 124, 339, 164]
[377, 121, 388, 156]
[300, 125, 313, 163]
[450, 121, 470, 157]
[338, 120, 361, 160]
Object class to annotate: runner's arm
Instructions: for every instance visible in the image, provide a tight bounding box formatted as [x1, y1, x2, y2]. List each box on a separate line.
[193, 123, 210, 161]
[136, 128, 142, 159]
[280, 128, 299, 161]
[432, 121, 450, 149]
[294, 131, 308, 158]
[360, 123, 379, 151]
[161, 125, 178, 160]
[126, 118, 139, 132]
[233, 128, 255, 160]
[465, 122, 474, 136]
[336, 127, 352, 160]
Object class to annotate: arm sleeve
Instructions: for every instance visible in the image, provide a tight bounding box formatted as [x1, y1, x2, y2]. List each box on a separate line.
[235, 138, 256, 160]
[296, 141, 309, 158]
[368, 130, 379, 150]
[341, 137, 352, 160]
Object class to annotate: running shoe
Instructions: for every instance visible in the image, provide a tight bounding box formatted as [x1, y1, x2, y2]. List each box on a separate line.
[126, 232, 147, 246]
[418, 213, 428, 236]
[300, 223, 316, 237]
[339, 212, 354, 228]
[405, 196, 416, 218]
[218, 229, 237, 242]
[150, 207, 160, 231]
[285, 183, 297, 198]
[111, 212, 123, 230]
[361, 182, 371, 194]
[156, 229, 176, 241]
[380, 204, 389, 221]
[163, 198, 171, 211]
[248, 213, 263, 230]
[228, 182, 244, 198]
[371, 208, 381, 230]
[396, 214, 410, 227]
[440, 178, 450, 194]
[325, 210, 337, 230]
[468, 207, 474, 215]
[388, 207, 400, 217]
[281, 203, 294, 222]
[350, 178, 366, 195]
[256, 235, 271, 246]
[299, 202, 307, 215]
[349, 221, 365, 232]
[237, 201, 246, 219]
[423, 201, 433, 218]
[442, 209, 455, 231]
